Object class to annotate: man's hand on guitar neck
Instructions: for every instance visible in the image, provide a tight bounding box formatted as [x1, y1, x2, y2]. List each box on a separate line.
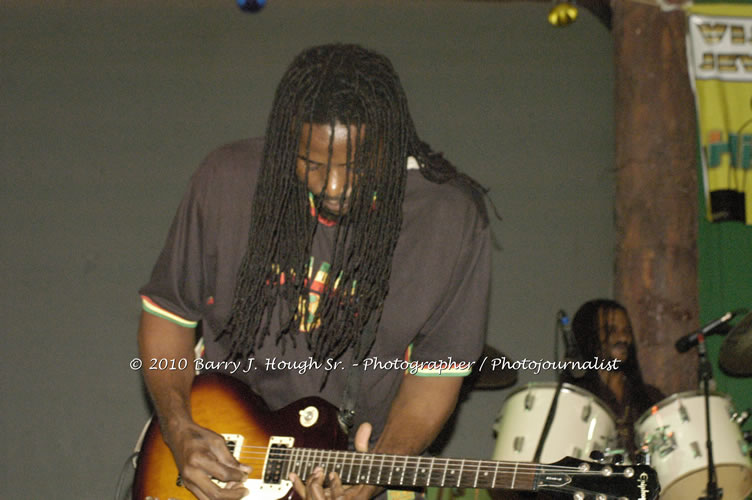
[290, 422, 382, 500]
[301, 468, 349, 500]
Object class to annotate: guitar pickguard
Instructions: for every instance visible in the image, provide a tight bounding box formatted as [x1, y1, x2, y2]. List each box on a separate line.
[218, 435, 296, 500]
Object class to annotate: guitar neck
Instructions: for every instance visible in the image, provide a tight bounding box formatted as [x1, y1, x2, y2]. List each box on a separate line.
[281, 448, 538, 491]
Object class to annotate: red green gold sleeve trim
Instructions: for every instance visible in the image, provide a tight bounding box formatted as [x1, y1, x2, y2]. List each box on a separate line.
[141, 295, 199, 328]
[404, 344, 473, 377]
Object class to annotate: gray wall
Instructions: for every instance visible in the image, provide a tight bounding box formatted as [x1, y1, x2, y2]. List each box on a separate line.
[1, 1, 614, 498]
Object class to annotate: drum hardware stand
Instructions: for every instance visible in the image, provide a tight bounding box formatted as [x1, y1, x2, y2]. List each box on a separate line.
[532, 377, 564, 462]
[697, 333, 723, 500]
[532, 312, 572, 462]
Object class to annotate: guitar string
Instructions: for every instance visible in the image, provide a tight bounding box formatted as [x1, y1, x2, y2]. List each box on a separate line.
[233, 445, 583, 471]
[230, 448, 629, 476]
[234, 452, 582, 472]
[235, 451, 617, 473]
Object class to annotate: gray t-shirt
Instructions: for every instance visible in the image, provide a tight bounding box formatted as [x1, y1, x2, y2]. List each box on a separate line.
[140, 137, 491, 440]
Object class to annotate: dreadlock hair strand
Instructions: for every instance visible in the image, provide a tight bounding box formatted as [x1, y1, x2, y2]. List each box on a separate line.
[219, 43, 488, 363]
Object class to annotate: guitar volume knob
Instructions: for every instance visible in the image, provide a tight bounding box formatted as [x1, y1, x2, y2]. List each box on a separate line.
[299, 406, 320, 427]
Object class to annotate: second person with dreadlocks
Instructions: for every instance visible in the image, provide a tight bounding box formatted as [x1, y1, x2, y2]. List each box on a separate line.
[137, 43, 491, 500]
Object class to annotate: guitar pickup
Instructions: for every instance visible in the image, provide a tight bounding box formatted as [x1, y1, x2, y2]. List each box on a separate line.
[263, 436, 295, 485]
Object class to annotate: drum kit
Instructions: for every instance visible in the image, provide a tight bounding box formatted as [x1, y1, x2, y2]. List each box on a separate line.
[478, 311, 752, 500]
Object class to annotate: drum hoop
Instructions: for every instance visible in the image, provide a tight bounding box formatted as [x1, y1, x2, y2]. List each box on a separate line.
[504, 381, 618, 422]
[635, 389, 734, 426]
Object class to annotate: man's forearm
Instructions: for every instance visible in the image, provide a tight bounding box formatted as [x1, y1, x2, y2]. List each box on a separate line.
[374, 374, 463, 455]
[137, 310, 197, 435]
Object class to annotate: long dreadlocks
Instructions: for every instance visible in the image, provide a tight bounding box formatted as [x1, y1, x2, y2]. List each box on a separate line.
[219, 43, 488, 363]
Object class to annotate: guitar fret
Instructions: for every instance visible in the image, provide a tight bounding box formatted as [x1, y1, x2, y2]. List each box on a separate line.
[355, 452, 364, 484]
[441, 458, 449, 487]
[284, 447, 294, 478]
[473, 460, 480, 488]
[376, 453, 384, 484]
[412, 456, 420, 485]
[311, 448, 319, 477]
[427, 456, 435, 487]
[299, 448, 307, 479]
[398, 455, 407, 485]
[492, 460, 499, 488]
[475, 460, 493, 489]
[511, 461, 518, 489]
[307, 448, 314, 476]
[346, 449, 354, 483]
[333, 450, 342, 476]
[365, 453, 374, 484]
[388, 454, 395, 485]
[309, 448, 317, 477]
[456, 459, 464, 487]
[321, 449, 329, 472]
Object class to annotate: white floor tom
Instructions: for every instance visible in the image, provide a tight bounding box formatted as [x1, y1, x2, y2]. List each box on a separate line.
[635, 391, 752, 500]
[493, 382, 618, 464]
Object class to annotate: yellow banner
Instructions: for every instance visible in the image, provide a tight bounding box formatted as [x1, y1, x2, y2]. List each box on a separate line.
[687, 4, 752, 223]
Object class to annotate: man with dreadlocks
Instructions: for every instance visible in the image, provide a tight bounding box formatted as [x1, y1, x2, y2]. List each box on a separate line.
[138, 43, 491, 500]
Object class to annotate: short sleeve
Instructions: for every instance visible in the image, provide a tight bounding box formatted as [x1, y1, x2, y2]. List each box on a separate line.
[407, 197, 491, 375]
[138, 167, 212, 327]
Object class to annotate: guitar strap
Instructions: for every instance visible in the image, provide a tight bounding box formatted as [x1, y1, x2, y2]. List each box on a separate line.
[338, 312, 379, 434]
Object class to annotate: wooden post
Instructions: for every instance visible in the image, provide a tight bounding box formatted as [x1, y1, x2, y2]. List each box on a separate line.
[612, 0, 699, 395]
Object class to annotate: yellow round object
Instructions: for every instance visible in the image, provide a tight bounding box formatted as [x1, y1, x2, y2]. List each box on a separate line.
[548, 2, 579, 27]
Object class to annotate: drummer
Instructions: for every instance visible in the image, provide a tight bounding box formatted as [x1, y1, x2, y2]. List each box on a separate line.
[564, 298, 665, 459]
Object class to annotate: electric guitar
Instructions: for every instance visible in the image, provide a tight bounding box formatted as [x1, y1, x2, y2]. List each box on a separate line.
[133, 372, 660, 500]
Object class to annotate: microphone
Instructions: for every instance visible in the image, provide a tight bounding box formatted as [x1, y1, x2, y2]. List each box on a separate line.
[558, 310, 587, 378]
[675, 309, 746, 353]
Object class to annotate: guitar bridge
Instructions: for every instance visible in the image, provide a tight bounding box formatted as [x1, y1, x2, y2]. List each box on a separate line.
[223, 434, 245, 459]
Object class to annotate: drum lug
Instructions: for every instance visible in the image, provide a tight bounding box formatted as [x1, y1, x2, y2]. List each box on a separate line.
[524, 392, 534, 410]
[739, 438, 750, 458]
[679, 403, 689, 423]
[657, 429, 677, 457]
[731, 409, 750, 426]
[513, 436, 524, 452]
[690, 441, 702, 458]
[645, 426, 677, 458]
[581, 403, 592, 422]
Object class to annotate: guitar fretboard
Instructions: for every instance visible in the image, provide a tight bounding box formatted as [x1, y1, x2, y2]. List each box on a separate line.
[275, 448, 538, 491]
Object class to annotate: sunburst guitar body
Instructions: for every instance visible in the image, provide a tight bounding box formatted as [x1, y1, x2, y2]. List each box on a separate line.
[133, 372, 346, 500]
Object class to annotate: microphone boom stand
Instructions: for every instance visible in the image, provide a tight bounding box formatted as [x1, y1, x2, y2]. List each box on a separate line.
[697, 333, 722, 500]
[532, 316, 567, 463]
